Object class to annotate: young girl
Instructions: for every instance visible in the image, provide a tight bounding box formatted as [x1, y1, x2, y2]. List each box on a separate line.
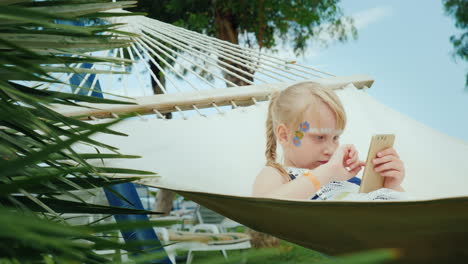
[252, 82, 406, 200]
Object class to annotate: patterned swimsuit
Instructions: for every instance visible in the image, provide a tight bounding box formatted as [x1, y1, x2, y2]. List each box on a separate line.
[286, 167, 406, 201]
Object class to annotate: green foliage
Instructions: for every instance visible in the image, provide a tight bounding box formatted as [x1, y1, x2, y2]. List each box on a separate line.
[443, 0, 468, 88]
[130, 0, 357, 88]
[182, 240, 396, 264]
[133, 0, 356, 54]
[0, 207, 182, 263]
[0, 0, 173, 263]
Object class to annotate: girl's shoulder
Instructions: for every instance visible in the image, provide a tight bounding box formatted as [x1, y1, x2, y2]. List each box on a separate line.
[258, 165, 284, 176]
[255, 166, 288, 184]
[252, 166, 287, 196]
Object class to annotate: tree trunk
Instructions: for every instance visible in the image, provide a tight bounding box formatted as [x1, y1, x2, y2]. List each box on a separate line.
[153, 189, 175, 216]
[214, 12, 255, 87]
[150, 58, 173, 215]
[150, 58, 172, 119]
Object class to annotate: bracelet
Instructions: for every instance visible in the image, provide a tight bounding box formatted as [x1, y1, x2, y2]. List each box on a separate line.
[302, 171, 321, 191]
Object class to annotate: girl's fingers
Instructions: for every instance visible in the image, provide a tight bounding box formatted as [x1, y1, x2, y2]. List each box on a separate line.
[373, 155, 394, 166]
[375, 160, 403, 173]
[347, 154, 358, 166]
[349, 164, 362, 175]
[348, 148, 359, 164]
[376, 147, 400, 159]
[380, 170, 401, 178]
[349, 160, 365, 170]
[350, 148, 356, 158]
[359, 161, 366, 168]
[337, 145, 358, 167]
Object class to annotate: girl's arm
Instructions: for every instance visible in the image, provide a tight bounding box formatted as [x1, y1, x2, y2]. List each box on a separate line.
[252, 165, 335, 199]
[252, 145, 365, 199]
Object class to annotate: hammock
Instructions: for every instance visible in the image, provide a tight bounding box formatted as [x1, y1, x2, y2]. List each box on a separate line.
[69, 84, 468, 200]
[64, 83, 468, 263]
[44, 11, 468, 263]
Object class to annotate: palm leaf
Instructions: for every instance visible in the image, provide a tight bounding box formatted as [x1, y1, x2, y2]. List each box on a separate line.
[0, 1, 174, 262]
[0, 175, 141, 195]
[0, 196, 160, 214]
[0, 207, 171, 262]
[29, 1, 137, 18]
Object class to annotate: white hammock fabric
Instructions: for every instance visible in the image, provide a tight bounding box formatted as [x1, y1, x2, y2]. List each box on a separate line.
[79, 83, 468, 201]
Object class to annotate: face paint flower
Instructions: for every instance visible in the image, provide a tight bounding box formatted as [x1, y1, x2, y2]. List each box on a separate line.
[295, 130, 304, 139]
[293, 136, 301, 146]
[299, 121, 310, 132]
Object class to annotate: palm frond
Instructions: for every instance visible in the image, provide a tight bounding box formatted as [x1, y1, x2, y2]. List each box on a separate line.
[0, 1, 170, 263]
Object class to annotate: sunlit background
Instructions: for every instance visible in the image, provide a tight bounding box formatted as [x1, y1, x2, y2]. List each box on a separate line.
[294, 0, 468, 142]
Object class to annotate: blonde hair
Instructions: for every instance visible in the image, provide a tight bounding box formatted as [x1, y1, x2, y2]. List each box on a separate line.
[265, 82, 347, 182]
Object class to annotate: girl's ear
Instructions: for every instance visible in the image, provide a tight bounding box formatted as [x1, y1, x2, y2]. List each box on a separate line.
[276, 123, 289, 146]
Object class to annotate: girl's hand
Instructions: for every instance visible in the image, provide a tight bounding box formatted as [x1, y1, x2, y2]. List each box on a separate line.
[326, 144, 365, 182]
[373, 147, 405, 191]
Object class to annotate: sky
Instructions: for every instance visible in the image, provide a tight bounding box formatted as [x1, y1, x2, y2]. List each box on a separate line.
[86, 0, 467, 142]
[295, 0, 468, 142]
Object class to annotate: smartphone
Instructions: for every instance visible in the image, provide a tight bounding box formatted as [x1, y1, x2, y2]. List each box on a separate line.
[359, 134, 395, 193]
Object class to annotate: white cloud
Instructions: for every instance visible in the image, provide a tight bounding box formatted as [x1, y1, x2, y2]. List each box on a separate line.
[352, 6, 393, 29]
[259, 6, 393, 64]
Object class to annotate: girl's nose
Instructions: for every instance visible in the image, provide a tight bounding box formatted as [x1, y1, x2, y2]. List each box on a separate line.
[323, 142, 335, 156]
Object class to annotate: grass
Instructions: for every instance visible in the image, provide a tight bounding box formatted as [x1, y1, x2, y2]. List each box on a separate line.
[175, 240, 328, 264]
[169, 225, 328, 264]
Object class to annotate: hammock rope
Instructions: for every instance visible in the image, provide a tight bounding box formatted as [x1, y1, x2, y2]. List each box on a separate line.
[36, 10, 372, 122]
[140, 17, 318, 80]
[33, 11, 345, 111]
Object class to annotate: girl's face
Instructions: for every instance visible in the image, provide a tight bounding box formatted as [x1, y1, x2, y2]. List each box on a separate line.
[279, 101, 342, 170]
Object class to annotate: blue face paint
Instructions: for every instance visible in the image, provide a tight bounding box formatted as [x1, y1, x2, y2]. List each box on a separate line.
[293, 121, 310, 146]
[292, 120, 343, 146]
[293, 136, 301, 146]
[299, 121, 310, 132]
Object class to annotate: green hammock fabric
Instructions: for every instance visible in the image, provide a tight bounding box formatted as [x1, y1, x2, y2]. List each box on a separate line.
[165, 188, 468, 263]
